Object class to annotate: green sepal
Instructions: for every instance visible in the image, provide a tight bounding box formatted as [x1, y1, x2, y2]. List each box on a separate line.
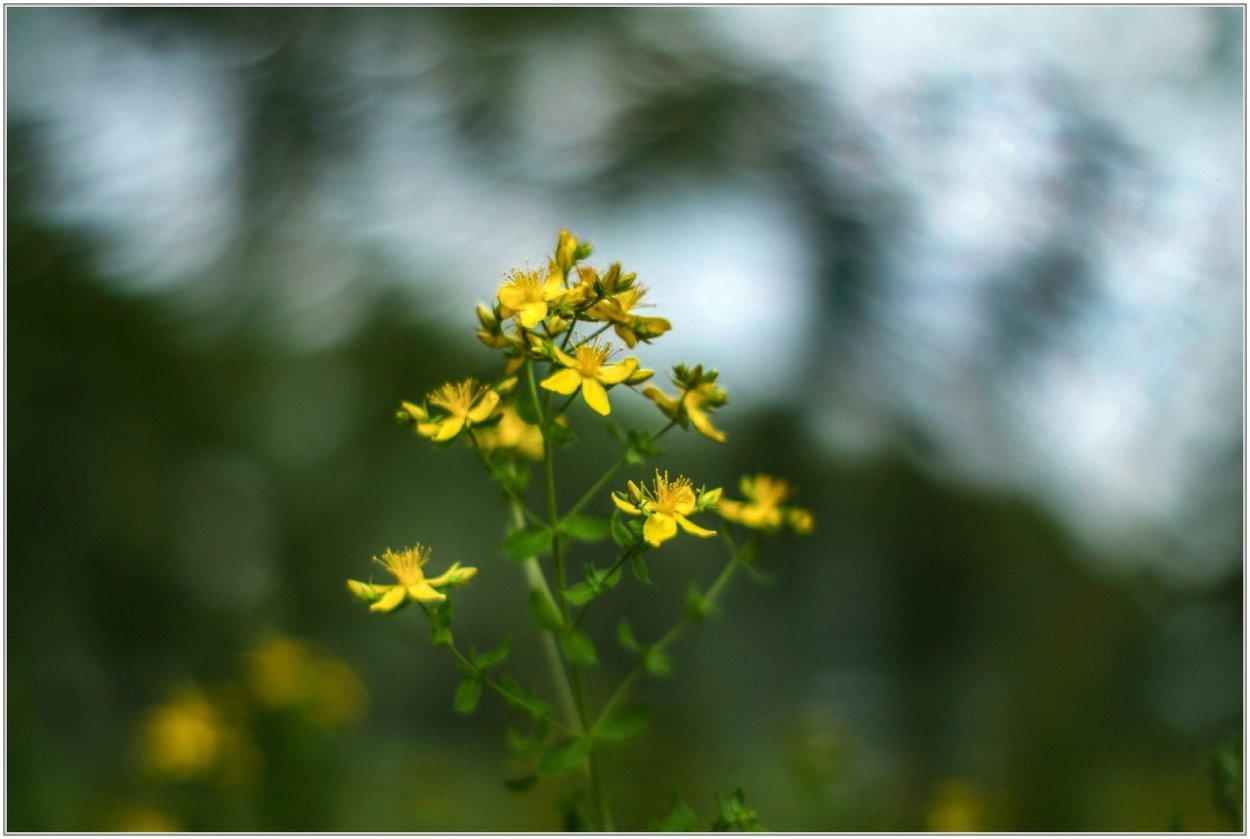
[627, 429, 663, 464]
[528, 590, 564, 632]
[617, 618, 640, 652]
[610, 510, 634, 548]
[594, 703, 651, 740]
[559, 627, 599, 666]
[653, 793, 699, 832]
[470, 635, 512, 670]
[538, 737, 592, 776]
[502, 524, 553, 562]
[561, 514, 612, 543]
[604, 420, 626, 442]
[453, 677, 483, 714]
[547, 423, 577, 448]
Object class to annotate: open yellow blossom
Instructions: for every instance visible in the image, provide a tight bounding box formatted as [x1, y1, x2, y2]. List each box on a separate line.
[644, 379, 728, 443]
[347, 544, 477, 613]
[589, 286, 672, 348]
[540, 342, 639, 416]
[612, 470, 718, 547]
[717, 474, 814, 534]
[403, 378, 501, 442]
[498, 265, 565, 329]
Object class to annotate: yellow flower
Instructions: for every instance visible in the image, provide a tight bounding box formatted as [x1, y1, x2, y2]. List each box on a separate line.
[347, 544, 477, 613]
[540, 341, 639, 416]
[140, 686, 224, 780]
[589, 286, 672, 348]
[498, 265, 565, 329]
[403, 378, 501, 442]
[717, 474, 814, 534]
[611, 470, 718, 547]
[643, 378, 728, 443]
[555, 228, 579, 274]
[475, 403, 546, 460]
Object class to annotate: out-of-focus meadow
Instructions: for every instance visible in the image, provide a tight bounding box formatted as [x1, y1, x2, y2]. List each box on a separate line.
[5, 7, 1243, 832]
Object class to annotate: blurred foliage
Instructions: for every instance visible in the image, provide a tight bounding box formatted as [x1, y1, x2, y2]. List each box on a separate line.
[6, 6, 1243, 832]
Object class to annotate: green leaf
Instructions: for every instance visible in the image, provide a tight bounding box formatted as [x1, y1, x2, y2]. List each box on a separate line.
[453, 677, 482, 714]
[429, 599, 453, 647]
[514, 390, 541, 425]
[653, 793, 699, 832]
[610, 510, 634, 548]
[604, 420, 626, 442]
[548, 423, 577, 448]
[594, 704, 651, 740]
[559, 627, 599, 666]
[711, 788, 764, 831]
[562, 514, 612, 542]
[470, 635, 512, 670]
[529, 590, 564, 632]
[631, 552, 653, 585]
[617, 618, 640, 652]
[538, 737, 592, 776]
[643, 647, 672, 677]
[502, 525, 553, 562]
[497, 676, 554, 719]
[684, 582, 713, 624]
[563, 581, 597, 606]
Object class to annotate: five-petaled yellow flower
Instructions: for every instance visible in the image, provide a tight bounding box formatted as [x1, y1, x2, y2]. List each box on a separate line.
[540, 342, 639, 416]
[347, 544, 477, 613]
[498, 265, 565, 329]
[589, 286, 672, 348]
[402, 378, 501, 442]
[717, 474, 814, 534]
[643, 379, 728, 443]
[612, 470, 719, 547]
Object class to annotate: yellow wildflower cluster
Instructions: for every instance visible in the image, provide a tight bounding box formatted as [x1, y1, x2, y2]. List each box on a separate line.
[717, 474, 814, 534]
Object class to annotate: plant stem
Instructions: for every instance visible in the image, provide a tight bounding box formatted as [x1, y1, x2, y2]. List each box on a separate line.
[563, 418, 678, 523]
[594, 533, 758, 729]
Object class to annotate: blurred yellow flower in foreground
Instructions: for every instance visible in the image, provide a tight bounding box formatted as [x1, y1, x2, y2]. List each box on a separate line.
[245, 635, 367, 727]
[717, 474, 813, 534]
[347, 544, 477, 613]
[107, 804, 182, 833]
[925, 779, 987, 832]
[475, 403, 545, 460]
[643, 379, 728, 443]
[140, 686, 223, 780]
[612, 470, 719, 547]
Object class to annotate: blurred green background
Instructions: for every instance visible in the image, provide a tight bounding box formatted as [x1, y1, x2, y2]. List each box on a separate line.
[6, 6, 1243, 832]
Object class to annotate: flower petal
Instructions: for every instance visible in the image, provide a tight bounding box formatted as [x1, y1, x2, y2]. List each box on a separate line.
[595, 357, 639, 385]
[643, 514, 678, 547]
[550, 344, 578, 369]
[432, 415, 466, 442]
[519, 301, 548, 329]
[688, 408, 726, 443]
[611, 492, 641, 515]
[676, 514, 716, 538]
[407, 581, 447, 602]
[541, 269, 564, 299]
[369, 585, 408, 613]
[642, 386, 680, 413]
[466, 389, 500, 423]
[541, 368, 583, 395]
[581, 377, 611, 415]
[498, 286, 529, 310]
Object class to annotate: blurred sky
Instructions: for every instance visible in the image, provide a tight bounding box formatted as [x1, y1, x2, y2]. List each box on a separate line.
[6, 5, 1243, 585]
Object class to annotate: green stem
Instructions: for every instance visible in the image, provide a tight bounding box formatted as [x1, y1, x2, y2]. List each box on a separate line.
[417, 603, 577, 736]
[594, 533, 758, 728]
[563, 418, 679, 523]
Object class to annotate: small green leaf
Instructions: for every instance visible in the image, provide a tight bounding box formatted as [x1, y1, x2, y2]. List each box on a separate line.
[604, 420, 626, 442]
[498, 676, 554, 719]
[653, 793, 698, 832]
[470, 635, 512, 670]
[548, 423, 577, 448]
[538, 737, 592, 776]
[563, 581, 597, 606]
[514, 391, 541, 425]
[684, 582, 712, 624]
[502, 525, 553, 562]
[643, 647, 672, 677]
[631, 552, 653, 585]
[429, 599, 453, 646]
[562, 514, 612, 543]
[453, 677, 482, 714]
[594, 704, 651, 740]
[617, 618, 640, 652]
[559, 627, 599, 666]
[529, 590, 564, 631]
